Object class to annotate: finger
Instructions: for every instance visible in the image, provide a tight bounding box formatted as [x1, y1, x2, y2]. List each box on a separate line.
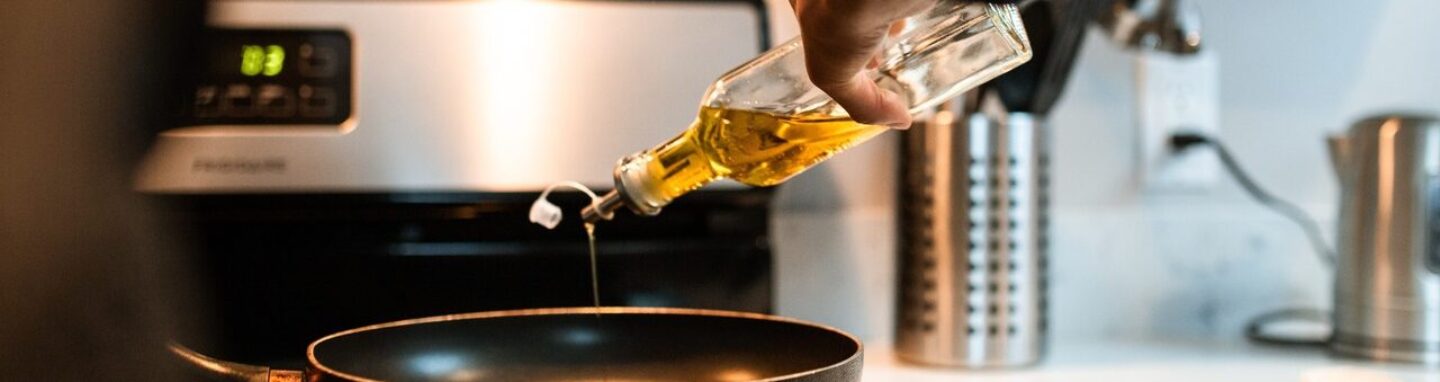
[824, 72, 913, 128]
[795, 0, 918, 128]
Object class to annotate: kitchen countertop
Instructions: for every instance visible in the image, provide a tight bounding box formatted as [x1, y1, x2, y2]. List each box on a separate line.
[861, 339, 1438, 381]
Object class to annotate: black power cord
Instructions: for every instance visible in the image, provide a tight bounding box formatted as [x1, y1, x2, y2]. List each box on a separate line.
[1168, 132, 1334, 347]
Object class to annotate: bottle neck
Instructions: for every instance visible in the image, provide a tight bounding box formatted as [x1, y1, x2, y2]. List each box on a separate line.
[614, 151, 672, 215]
[581, 152, 676, 223]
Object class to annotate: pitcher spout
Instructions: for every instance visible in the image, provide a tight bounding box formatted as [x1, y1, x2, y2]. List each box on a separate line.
[1327, 134, 1351, 183]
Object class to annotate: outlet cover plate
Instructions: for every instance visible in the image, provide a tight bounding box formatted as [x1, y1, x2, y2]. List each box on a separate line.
[1136, 51, 1221, 192]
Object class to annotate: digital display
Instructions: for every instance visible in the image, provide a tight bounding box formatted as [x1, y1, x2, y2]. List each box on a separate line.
[179, 29, 352, 127]
[240, 45, 285, 77]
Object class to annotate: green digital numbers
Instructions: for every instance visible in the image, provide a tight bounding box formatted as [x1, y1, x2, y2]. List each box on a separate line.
[263, 45, 285, 77]
[241, 44, 286, 77]
[241, 45, 264, 76]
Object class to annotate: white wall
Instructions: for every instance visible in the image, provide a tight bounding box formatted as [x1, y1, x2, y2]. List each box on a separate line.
[769, 0, 1440, 344]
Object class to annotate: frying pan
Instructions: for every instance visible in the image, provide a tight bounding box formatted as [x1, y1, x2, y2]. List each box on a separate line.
[173, 307, 863, 382]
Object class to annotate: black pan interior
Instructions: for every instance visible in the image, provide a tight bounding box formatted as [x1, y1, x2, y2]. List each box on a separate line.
[311, 311, 860, 381]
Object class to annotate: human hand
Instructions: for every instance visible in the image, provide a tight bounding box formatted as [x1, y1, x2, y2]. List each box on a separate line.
[791, 0, 936, 129]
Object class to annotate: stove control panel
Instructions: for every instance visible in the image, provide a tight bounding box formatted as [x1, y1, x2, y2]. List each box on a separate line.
[179, 29, 352, 128]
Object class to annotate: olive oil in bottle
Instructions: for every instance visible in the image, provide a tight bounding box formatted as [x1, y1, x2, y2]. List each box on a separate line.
[642, 106, 889, 202]
[581, 2, 1032, 222]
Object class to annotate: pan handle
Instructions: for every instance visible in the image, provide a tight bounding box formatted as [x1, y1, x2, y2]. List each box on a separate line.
[168, 343, 304, 382]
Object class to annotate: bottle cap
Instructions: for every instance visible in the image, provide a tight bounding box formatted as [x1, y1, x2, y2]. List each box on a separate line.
[529, 181, 602, 230]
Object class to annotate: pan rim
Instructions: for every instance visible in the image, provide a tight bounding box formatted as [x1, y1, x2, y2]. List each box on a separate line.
[306, 306, 864, 382]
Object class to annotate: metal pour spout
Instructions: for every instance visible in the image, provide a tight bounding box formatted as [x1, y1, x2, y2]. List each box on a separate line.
[581, 153, 667, 223]
[581, 190, 624, 223]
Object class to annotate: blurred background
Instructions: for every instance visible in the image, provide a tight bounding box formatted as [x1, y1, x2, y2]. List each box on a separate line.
[775, 0, 1440, 342]
[3, 0, 1439, 380]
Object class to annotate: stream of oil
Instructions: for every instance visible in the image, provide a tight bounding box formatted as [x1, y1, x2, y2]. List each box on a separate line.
[583, 222, 611, 382]
[584, 222, 600, 316]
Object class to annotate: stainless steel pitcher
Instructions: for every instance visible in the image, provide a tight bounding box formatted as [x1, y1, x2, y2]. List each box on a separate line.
[1328, 114, 1440, 365]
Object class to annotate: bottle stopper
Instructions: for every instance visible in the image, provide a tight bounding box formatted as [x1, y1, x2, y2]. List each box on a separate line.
[529, 181, 602, 230]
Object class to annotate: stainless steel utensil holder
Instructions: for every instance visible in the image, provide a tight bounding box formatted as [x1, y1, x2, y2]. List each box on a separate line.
[896, 99, 1049, 367]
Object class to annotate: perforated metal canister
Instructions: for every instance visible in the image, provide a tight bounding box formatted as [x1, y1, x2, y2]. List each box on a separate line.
[896, 101, 1049, 367]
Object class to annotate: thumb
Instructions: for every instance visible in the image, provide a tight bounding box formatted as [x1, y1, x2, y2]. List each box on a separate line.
[818, 72, 913, 129]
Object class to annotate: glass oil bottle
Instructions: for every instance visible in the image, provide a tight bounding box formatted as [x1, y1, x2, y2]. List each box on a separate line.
[583, 1, 1032, 222]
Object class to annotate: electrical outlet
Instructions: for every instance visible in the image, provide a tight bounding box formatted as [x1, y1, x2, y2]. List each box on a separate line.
[1136, 50, 1221, 192]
